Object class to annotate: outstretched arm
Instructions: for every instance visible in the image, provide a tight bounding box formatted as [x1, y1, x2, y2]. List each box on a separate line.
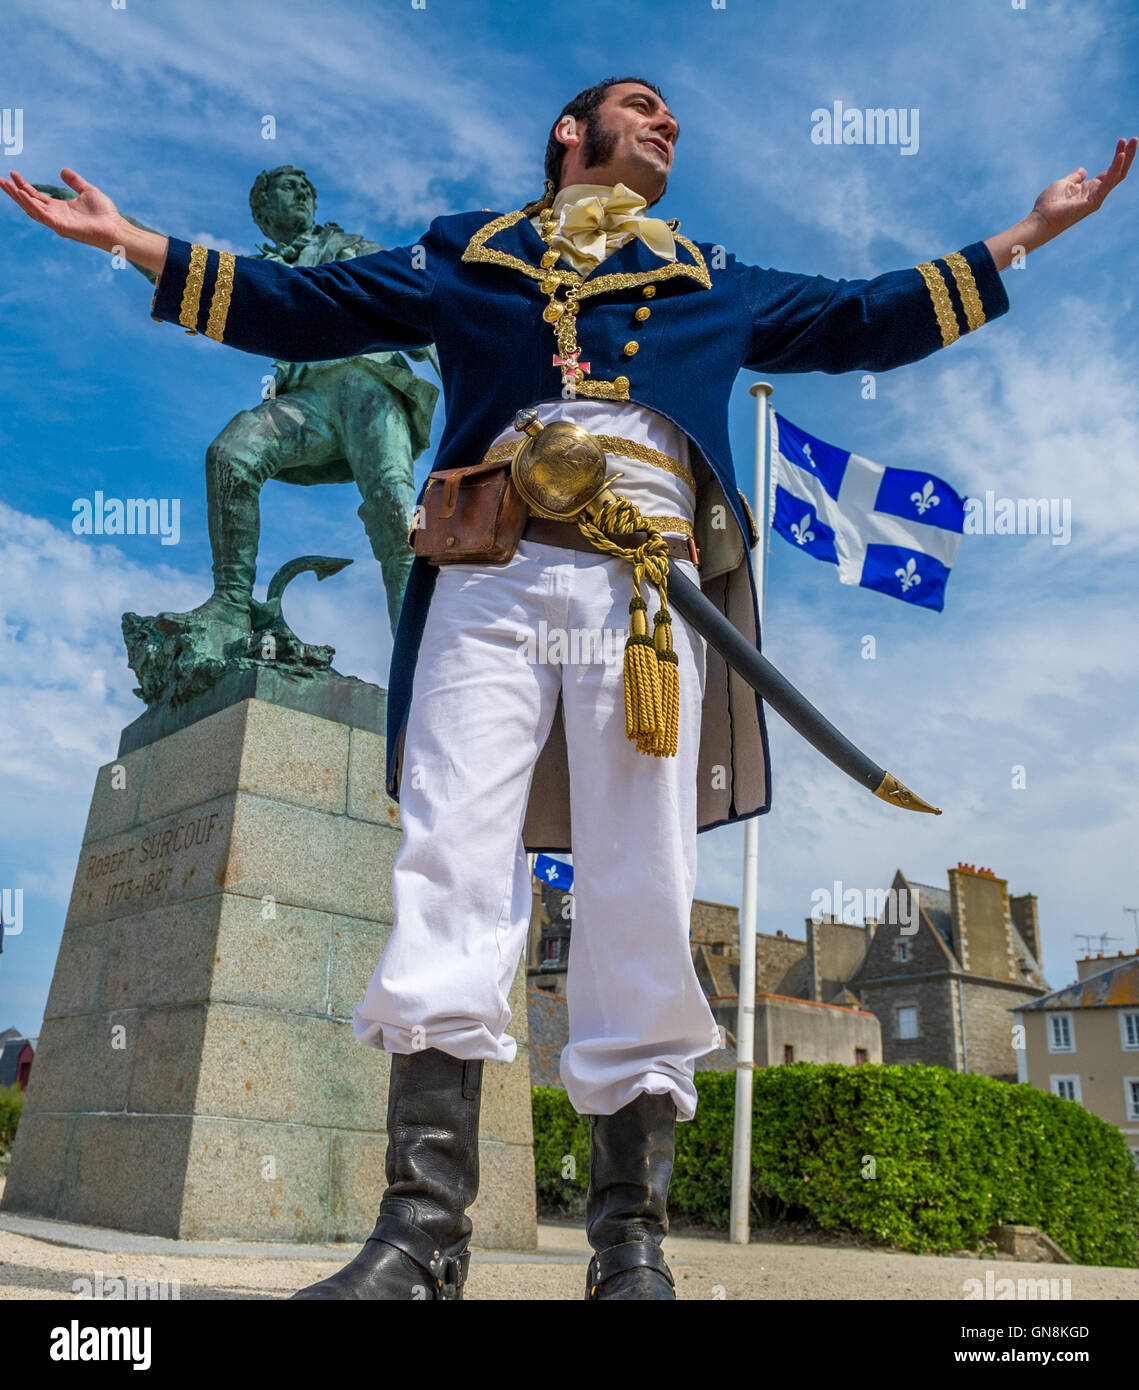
[2, 167, 439, 360]
[735, 136, 1136, 377]
[734, 239, 1010, 376]
[983, 137, 1135, 270]
[29, 180, 165, 284]
[3, 168, 169, 272]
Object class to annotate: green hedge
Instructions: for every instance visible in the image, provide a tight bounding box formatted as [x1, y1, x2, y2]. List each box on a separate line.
[0, 1083, 23, 1152]
[532, 1063, 1139, 1267]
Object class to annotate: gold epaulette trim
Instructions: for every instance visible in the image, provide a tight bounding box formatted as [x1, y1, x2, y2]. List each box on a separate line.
[178, 243, 208, 334]
[460, 209, 711, 298]
[943, 250, 986, 332]
[482, 435, 696, 493]
[737, 489, 760, 548]
[572, 377, 632, 402]
[205, 251, 236, 342]
[914, 260, 958, 347]
[594, 435, 695, 493]
[646, 515, 694, 537]
[174, 244, 235, 341]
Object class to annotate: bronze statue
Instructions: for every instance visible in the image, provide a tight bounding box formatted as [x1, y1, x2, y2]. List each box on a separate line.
[38, 165, 439, 662]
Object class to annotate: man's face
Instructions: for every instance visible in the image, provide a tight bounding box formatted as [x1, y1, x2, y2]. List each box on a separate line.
[567, 82, 679, 204]
[262, 171, 315, 240]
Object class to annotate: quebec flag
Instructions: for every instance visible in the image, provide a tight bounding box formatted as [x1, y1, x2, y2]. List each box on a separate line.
[533, 853, 573, 891]
[769, 408, 966, 612]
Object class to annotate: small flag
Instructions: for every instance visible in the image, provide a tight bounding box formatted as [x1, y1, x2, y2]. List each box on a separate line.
[770, 408, 966, 612]
[534, 853, 573, 891]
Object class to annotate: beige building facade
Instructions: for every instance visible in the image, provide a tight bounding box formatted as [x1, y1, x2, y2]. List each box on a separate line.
[1013, 954, 1139, 1160]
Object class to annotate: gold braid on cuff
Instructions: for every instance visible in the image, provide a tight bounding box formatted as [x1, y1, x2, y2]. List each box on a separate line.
[205, 251, 236, 342]
[943, 251, 986, 332]
[178, 243, 208, 334]
[914, 260, 958, 347]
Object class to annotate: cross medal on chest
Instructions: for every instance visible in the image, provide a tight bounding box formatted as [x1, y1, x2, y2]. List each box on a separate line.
[539, 208, 594, 392]
[553, 352, 590, 380]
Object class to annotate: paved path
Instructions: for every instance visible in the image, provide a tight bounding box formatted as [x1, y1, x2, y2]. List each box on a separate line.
[1, 1184, 1133, 1300]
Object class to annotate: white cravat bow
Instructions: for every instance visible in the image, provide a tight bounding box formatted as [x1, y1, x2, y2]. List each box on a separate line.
[549, 182, 676, 270]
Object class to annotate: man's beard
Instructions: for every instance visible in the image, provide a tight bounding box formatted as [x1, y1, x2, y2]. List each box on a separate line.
[582, 115, 620, 169]
[581, 115, 668, 206]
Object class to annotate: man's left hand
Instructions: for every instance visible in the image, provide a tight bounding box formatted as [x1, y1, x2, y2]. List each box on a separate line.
[1029, 136, 1137, 238]
[984, 137, 1136, 270]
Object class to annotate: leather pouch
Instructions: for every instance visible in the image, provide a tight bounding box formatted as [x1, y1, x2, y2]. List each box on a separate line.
[410, 455, 529, 566]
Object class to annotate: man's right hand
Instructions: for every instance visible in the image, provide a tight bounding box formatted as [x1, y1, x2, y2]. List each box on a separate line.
[2, 167, 124, 249]
[1, 167, 169, 273]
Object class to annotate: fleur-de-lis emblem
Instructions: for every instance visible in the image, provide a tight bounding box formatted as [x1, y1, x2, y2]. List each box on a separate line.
[790, 513, 815, 546]
[895, 557, 921, 592]
[801, 442, 816, 470]
[910, 479, 940, 515]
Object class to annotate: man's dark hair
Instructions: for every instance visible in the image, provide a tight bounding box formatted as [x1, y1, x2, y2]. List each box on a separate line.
[544, 77, 667, 189]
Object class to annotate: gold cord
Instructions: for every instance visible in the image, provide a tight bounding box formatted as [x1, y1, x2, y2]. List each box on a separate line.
[531, 213, 680, 756]
[577, 495, 679, 758]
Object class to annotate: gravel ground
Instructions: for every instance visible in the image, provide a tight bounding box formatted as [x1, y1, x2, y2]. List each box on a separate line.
[2, 1179, 1135, 1301]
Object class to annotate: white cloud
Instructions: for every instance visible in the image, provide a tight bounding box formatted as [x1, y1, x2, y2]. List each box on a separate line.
[7, 0, 538, 237]
[5, 0, 1137, 1022]
[0, 503, 199, 793]
[696, 535, 1139, 987]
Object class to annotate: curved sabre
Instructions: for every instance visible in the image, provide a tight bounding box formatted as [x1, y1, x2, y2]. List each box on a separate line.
[664, 565, 941, 814]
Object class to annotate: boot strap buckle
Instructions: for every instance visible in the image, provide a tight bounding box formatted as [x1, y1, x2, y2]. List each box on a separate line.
[370, 1213, 470, 1299]
[588, 1239, 674, 1296]
[432, 1249, 470, 1297]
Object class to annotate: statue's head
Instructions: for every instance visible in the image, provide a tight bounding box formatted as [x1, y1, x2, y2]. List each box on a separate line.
[249, 166, 318, 242]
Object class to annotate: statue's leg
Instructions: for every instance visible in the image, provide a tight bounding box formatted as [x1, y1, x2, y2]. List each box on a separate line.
[156, 393, 340, 636]
[340, 383, 418, 636]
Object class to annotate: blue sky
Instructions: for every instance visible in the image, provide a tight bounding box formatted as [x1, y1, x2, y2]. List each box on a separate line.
[2, 0, 1138, 1038]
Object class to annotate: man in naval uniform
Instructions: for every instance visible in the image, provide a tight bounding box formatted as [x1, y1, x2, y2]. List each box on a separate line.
[5, 81, 1131, 1301]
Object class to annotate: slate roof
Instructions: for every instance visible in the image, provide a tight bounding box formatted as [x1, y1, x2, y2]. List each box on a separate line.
[0, 1036, 31, 1088]
[905, 875, 1047, 989]
[909, 881, 955, 951]
[1012, 957, 1139, 1011]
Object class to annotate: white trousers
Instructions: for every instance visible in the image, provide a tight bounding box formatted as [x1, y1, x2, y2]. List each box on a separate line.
[353, 538, 723, 1120]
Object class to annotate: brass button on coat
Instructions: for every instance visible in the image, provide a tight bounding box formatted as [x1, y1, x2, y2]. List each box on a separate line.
[623, 341, 640, 356]
[642, 286, 656, 298]
[634, 306, 651, 322]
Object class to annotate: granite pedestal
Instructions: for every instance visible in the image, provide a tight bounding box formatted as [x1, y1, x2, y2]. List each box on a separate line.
[1, 693, 537, 1249]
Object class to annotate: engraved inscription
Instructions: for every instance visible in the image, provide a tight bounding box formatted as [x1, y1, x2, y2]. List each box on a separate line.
[85, 811, 225, 911]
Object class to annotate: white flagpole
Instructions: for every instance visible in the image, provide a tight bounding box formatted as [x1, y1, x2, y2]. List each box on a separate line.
[730, 381, 773, 1245]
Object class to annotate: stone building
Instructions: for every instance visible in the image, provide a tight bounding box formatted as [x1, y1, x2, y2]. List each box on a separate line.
[524, 859, 1047, 1081]
[1012, 952, 1139, 1160]
[846, 863, 1049, 1080]
[527, 881, 879, 1071]
[0, 1027, 35, 1091]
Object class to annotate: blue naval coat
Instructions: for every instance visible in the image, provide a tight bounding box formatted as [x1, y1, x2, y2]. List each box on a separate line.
[149, 208, 1009, 850]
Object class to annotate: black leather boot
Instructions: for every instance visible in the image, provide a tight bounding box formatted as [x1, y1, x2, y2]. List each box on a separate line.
[290, 1047, 483, 1300]
[584, 1091, 678, 1301]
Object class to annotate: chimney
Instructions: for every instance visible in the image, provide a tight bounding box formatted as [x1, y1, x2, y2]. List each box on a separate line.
[1077, 950, 1139, 982]
[948, 863, 1017, 979]
[1009, 891, 1041, 963]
